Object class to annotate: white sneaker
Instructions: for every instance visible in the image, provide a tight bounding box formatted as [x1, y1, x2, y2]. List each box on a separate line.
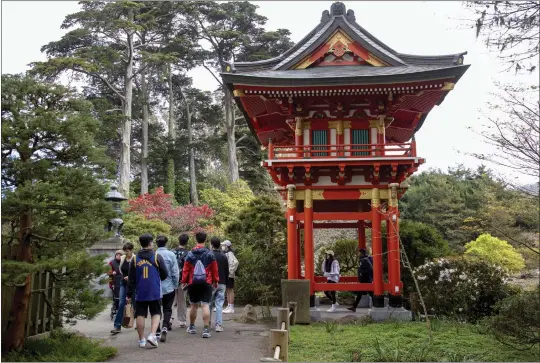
[215, 324, 224, 332]
[213, 307, 217, 312]
[223, 308, 234, 314]
[222, 306, 230, 313]
[147, 334, 158, 348]
[327, 304, 337, 312]
[138, 339, 147, 348]
[179, 321, 187, 328]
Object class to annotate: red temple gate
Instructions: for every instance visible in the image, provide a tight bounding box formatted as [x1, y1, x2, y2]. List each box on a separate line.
[221, 2, 468, 313]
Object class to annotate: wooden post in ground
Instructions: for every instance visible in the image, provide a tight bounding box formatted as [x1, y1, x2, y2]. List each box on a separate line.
[288, 302, 297, 325]
[270, 329, 288, 362]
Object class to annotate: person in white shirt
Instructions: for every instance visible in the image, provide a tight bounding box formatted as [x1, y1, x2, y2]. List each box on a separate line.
[221, 240, 239, 314]
[322, 250, 340, 312]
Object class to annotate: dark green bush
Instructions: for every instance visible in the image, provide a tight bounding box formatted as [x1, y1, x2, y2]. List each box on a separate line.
[489, 284, 540, 350]
[225, 196, 287, 306]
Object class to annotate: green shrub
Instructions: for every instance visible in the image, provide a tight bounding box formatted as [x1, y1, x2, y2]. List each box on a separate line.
[225, 195, 286, 306]
[3, 329, 116, 362]
[489, 285, 540, 350]
[414, 257, 513, 322]
[201, 180, 254, 228]
[465, 233, 525, 273]
[517, 247, 540, 271]
[121, 213, 171, 246]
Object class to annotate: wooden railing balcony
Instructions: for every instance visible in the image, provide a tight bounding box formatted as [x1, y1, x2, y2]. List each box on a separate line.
[268, 142, 417, 160]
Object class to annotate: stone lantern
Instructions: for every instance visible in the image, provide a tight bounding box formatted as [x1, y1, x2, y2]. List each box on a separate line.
[105, 185, 128, 237]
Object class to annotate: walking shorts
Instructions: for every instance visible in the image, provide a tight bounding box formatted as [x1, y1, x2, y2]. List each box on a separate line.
[135, 299, 162, 318]
[187, 283, 213, 305]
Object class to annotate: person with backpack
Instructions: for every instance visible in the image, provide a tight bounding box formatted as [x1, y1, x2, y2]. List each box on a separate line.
[126, 233, 169, 348]
[322, 250, 340, 312]
[181, 231, 219, 338]
[209, 237, 229, 332]
[173, 234, 189, 328]
[347, 248, 374, 312]
[155, 235, 179, 343]
[111, 242, 134, 335]
[221, 240, 239, 314]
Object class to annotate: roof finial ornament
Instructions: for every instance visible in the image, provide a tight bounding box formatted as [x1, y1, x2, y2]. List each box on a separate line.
[321, 10, 331, 23]
[346, 9, 356, 22]
[330, 2, 346, 16]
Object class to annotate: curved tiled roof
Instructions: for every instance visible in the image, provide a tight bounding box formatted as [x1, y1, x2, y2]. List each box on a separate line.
[227, 2, 467, 74]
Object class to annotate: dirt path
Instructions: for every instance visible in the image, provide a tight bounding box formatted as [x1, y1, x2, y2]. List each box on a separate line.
[70, 305, 271, 362]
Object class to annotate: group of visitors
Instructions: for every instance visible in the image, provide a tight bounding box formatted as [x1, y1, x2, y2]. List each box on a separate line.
[322, 248, 374, 312]
[108, 231, 239, 348]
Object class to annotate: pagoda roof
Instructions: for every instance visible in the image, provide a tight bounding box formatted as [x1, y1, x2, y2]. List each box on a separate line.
[222, 2, 468, 83]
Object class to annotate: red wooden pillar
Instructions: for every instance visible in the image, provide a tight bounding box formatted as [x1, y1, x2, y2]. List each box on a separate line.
[304, 189, 315, 304]
[371, 188, 385, 307]
[286, 185, 297, 279]
[296, 225, 302, 278]
[295, 117, 303, 158]
[358, 220, 366, 250]
[388, 183, 402, 307]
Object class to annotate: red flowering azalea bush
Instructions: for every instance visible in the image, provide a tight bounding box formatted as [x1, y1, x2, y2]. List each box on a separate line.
[126, 187, 214, 234]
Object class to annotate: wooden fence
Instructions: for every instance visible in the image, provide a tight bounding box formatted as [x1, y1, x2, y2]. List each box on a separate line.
[2, 245, 61, 340]
[260, 302, 297, 362]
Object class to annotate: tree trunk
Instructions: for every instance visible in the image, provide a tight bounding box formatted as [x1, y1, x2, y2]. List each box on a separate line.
[186, 97, 199, 205]
[140, 58, 149, 195]
[224, 88, 239, 183]
[118, 9, 134, 197]
[4, 212, 33, 352]
[166, 63, 175, 197]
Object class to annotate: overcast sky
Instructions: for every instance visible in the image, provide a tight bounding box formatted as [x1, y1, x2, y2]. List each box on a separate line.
[1, 1, 538, 183]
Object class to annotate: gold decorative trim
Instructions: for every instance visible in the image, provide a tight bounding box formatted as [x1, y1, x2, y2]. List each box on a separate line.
[312, 190, 325, 200]
[304, 189, 313, 209]
[336, 120, 344, 135]
[359, 189, 389, 200]
[295, 117, 303, 136]
[294, 190, 305, 200]
[302, 121, 311, 130]
[371, 188, 381, 207]
[379, 189, 390, 200]
[233, 89, 244, 97]
[441, 82, 455, 91]
[368, 120, 380, 128]
[343, 121, 352, 129]
[287, 199, 296, 209]
[328, 120, 339, 129]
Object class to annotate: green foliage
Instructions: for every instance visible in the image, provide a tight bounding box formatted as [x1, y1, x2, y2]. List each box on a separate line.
[201, 180, 254, 228]
[289, 321, 540, 362]
[1, 74, 115, 326]
[414, 257, 513, 322]
[518, 247, 540, 271]
[122, 213, 171, 246]
[465, 234, 525, 273]
[2, 329, 117, 362]
[316, 238, 359, 276]
[401, 166, 539, 251]
[225, 195, 286, 306]
[489, 285, 540, 351]
[396, 220, 450, 293]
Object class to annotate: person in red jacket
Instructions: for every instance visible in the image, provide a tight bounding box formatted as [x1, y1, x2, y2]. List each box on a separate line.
[181, 231, 219, 338]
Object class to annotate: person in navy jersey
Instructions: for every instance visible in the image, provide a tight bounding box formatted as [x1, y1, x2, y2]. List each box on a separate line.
[127, 233, 168, 348]
[181, 231, 219, 338]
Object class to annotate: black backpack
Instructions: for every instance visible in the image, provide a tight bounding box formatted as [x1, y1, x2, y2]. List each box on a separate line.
[174, 248, 188, 279]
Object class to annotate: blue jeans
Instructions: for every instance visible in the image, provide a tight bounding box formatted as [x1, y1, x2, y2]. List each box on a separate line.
[211, 284, 226, 326]
[114, 283, 127, 329]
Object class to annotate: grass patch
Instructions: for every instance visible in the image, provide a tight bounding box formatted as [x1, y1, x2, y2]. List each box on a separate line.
[289, 320, 540, 362]
[3, 329, 117, 362]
